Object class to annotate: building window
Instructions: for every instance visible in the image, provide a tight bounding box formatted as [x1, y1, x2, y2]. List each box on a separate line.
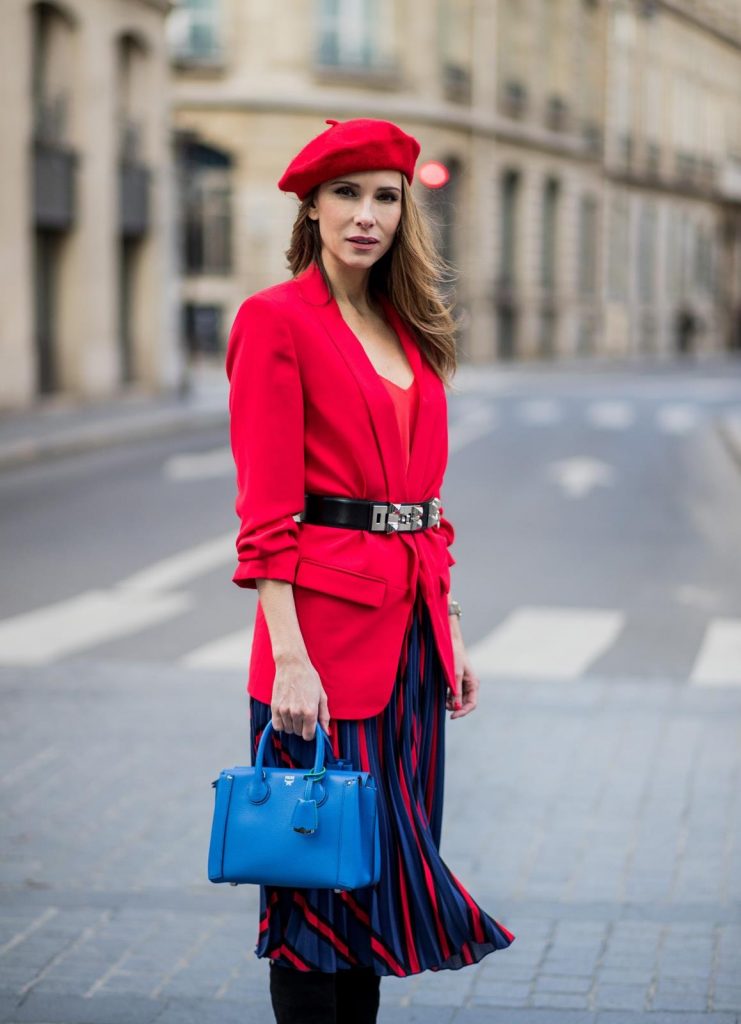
[425, 156, 461, 277]
[637, 200, 657, 304]
[168, 0, 223, 64]
[438, 0, 472, 104]
[183, 303, 224, 356]
[499, 170, 520, 287]
[178, 139, 232, 275]
[578, 194, 598, 297]
[497, 169, 520, 359]
[608, 192, 629, 302]
[316, 0, 394, 71]
[541, 178, 559, 290]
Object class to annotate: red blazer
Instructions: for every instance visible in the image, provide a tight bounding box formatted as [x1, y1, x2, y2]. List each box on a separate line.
[225, 259, 457, 719]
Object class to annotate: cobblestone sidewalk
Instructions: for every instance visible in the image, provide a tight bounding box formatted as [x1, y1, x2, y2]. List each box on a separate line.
[0, 660, 739, 1023]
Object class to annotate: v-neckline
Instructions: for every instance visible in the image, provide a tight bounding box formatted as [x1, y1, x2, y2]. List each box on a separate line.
[379, 374, 415, 392]
[334, 299, 416, 393]
[297, 261, 435, 497]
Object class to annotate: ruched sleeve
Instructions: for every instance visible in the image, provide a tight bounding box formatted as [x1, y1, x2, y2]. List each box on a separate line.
[225, 295, 305, 589]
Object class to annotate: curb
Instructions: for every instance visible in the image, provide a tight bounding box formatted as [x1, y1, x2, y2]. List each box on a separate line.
[717, 412, 741, 472]
[0, 405, 229, 471]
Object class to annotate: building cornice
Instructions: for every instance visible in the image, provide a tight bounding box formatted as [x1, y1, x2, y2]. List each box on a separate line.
[135, 0, 175, 14]
[655, 0, 741, 51]
[171, 90, 599, 163]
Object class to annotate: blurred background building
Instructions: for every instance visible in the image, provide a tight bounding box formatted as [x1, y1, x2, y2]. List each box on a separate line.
[2, 0, 741, 410]
[1, 0, 177, 412]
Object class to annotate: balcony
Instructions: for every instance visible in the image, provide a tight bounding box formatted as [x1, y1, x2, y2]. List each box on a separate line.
[33, 140, 77, 232]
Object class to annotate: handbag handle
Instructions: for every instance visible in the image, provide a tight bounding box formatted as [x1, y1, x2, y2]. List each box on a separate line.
[251, 721, 333, 835]
[254, 720, 331, 774]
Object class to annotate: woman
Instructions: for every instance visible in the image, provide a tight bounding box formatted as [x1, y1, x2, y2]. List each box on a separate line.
[226, 117, 514, 1024]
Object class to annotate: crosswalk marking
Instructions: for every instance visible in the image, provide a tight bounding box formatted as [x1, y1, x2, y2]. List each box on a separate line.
[689, 618, 741, 687]
[0, 589, 192, 666]
[181, 625, 253, 670]
[449, 401, 498, 453]
[655, 403, 700, 435]
[585, 400, 636, 430]
[517, 399, 563, 425]
[547, 457, 616, 498]
[0, 533, 236, 666]
[468, 606, 625, 680]
[119, 533, 234, 595]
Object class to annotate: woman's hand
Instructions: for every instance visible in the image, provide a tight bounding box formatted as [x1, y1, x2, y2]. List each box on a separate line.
[271, 651, 330, 741]
[446, 613, 480, 720]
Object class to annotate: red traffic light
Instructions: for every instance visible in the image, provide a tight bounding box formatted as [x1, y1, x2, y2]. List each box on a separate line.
[418, 161, 450, 189]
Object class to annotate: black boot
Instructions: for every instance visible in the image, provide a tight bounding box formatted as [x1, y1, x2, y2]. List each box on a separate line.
[269, 961, 337, 1024]
[335, 965, 381, 1024]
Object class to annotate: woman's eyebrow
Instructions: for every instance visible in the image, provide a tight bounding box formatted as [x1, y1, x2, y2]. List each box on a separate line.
[329, 179, 401, 192]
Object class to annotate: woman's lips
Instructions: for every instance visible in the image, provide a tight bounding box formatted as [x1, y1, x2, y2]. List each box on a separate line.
[347, 238, 379, 248]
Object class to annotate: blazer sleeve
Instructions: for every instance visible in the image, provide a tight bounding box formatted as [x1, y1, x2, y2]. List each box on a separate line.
[225, 295, 304, 589]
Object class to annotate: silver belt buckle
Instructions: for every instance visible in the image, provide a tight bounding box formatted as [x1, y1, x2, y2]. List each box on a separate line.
[371, 501, 433, 533]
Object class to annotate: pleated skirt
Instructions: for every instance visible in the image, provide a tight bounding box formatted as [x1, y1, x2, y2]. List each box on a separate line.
[248, 588, 515, 976]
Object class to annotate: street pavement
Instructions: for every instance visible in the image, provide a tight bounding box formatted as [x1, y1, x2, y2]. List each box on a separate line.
[1, 354, 740, 1023]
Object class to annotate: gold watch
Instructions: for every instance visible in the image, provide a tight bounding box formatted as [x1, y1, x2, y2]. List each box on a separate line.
[448, 599, 462, 618]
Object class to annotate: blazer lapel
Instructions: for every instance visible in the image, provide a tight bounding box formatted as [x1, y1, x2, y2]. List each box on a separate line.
[296, 260, 433, 499]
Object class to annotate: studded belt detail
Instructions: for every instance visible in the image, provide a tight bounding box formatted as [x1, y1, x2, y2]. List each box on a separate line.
[297, 493, 441, 533]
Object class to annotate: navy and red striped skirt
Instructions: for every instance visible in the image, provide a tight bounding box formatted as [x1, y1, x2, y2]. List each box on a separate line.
[249, 588, 515, 976]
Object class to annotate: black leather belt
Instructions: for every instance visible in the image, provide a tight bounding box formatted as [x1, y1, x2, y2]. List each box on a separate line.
[297, 493, 442, 533]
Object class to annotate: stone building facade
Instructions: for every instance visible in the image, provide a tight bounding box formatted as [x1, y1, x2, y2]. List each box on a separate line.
[171, 0, 741, 364]
[1, 0, 177, 411]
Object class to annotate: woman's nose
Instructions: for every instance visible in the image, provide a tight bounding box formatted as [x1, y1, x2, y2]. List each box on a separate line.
[355, 200, 376, 226]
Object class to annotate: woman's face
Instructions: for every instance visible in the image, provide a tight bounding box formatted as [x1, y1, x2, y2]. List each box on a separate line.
[307, 169, 403, 271]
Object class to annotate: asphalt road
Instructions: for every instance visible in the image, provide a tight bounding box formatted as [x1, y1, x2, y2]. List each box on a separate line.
[1, 359, 740, 684]
[1, 358, 740, 1024]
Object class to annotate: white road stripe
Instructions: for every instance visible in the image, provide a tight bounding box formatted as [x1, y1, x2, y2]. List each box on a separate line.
[469, 606, 625, 680]
[517, 399, 563, 425]
[164, 447, 233, 481]
[0, 589, 192, 666]
[586, 400, 636, 430]
[547, 457, 616, 498]
[119, 533, 234, 595]
[181, 625, 254, 670]
[449, 401, 498, 453]
[656, 404, 700, 435]
[689, 618, 741, 686]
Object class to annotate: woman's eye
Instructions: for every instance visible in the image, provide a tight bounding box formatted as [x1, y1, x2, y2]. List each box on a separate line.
[333, 187, 398, 202]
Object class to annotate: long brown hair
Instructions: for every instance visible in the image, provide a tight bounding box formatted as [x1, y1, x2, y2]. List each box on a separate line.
[284, 177, 458, 384]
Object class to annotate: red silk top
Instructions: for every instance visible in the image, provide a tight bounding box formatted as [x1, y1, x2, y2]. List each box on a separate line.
[380, 375, 419, 471]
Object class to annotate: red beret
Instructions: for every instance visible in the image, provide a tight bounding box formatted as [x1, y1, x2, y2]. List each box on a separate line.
[278, 118, 421, 199]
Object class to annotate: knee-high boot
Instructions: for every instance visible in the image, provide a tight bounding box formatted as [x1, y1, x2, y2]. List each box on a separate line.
[269, 961, 337, 1024]
[335, 965, 381, 1024]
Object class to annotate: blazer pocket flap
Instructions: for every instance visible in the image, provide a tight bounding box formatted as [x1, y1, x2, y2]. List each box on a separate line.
[295, 559, 386, 607]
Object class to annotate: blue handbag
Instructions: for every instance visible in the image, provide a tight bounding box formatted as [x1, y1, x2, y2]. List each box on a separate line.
[208, 721, 381, 890]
